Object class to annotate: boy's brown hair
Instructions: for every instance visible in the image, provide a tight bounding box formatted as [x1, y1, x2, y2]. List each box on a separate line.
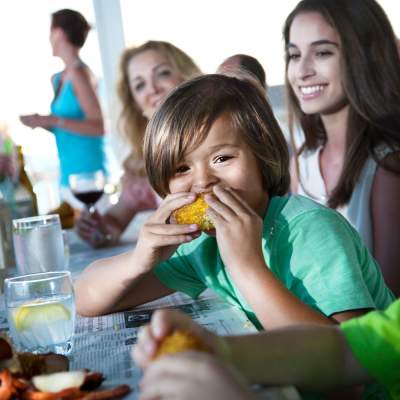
[144, 74, 289, 197]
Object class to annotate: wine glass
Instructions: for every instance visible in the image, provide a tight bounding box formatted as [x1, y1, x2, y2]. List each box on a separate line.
[69, 170, 105, 213]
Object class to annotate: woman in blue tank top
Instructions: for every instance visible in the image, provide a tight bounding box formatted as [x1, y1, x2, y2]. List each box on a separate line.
[20, 9, 106, 189]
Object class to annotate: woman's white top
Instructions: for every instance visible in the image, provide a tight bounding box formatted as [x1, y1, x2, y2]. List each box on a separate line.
[297, 146, 390, 252]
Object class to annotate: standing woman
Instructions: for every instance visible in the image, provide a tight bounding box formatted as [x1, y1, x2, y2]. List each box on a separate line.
[285, 0, 400, 296]
[20, 9, 106, 194]
[75, 41, 200, 247]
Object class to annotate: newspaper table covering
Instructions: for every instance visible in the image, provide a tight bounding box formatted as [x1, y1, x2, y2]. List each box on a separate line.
[72, 291, 248, 393]
[0, 229, 300, 400]
[0, 289, 299, 400]
[70, 290, 300, 400]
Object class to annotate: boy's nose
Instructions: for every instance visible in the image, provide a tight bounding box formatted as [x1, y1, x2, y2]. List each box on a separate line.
[193, 167, 218, 192]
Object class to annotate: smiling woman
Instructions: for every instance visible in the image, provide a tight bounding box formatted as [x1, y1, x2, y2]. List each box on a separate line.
[285, 0, 400, 296]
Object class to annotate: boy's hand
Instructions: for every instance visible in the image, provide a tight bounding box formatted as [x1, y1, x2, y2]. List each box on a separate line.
[205, 186, 265, 272]
[134, 192, 200, 271]
[138, 351, 255, 400]
[132, 309, 221, 369]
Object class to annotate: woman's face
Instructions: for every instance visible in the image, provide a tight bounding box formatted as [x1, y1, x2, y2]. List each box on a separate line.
[287, 12, 348, 116]
[49, 27, 60, 56]
[127, 50, 184, 119]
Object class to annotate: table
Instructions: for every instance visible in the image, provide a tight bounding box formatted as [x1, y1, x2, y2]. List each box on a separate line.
[2, 230, 301, 400]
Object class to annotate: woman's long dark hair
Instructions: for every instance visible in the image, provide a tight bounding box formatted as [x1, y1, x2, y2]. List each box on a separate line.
[284, 0, 400, 208]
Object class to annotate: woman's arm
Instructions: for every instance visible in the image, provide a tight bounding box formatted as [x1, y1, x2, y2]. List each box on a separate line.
[66, 67, 104, 135]
[20, 68, 104, 135]
[371, 152, 400, 297]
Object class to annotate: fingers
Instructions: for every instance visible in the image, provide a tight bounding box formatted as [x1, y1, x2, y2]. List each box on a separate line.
[139, 352, 221, 400]
[144, 223, 200, 245]
[205, 186, 255, 225]
[144, 197, 201, 244]
[133, 310, 216, 370]
[214, 186, 254, 215]
[138, 353, 200, 398]
[133, 325, 157, 369]
[145, 232, 200, 247]
[75, 211, 111, 248]
[19, 114, 40, 128]
[151, 309, 206, 341]
[151, 192, 196, 225]
[77, 210, 104, 231]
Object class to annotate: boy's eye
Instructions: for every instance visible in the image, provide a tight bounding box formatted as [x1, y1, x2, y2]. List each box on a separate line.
[175, 165, 189, 174]
[214, 155, 232, 163]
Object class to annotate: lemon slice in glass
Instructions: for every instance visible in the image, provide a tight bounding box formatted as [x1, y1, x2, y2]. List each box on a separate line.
[14, 302, 71, 332]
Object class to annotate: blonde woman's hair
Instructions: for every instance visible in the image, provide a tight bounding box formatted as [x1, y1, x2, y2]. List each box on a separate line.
[144, 74, 290, 197]
[117, 41, 201, 174]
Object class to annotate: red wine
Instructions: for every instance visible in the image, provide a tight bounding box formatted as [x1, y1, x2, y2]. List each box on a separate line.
[73, 190, 103, 206]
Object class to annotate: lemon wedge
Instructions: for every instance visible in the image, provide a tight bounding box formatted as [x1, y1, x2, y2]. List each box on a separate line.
[14, 302, 71, 332]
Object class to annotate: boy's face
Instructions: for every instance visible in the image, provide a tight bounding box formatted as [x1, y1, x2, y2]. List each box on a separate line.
[168, 114, 269, 218]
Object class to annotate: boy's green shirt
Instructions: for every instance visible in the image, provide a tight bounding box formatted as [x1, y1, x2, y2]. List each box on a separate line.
[154, 195, 394, 329]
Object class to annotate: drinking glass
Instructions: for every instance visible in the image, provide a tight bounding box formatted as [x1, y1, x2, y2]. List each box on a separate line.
[13, 214, 65, 274]
[69, 170, 105, 213]
[4, 271, 75, 355]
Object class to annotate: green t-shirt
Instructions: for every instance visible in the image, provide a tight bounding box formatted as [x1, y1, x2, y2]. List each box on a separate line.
[341, 300, 400, 399]
[154, 195, 395, 329]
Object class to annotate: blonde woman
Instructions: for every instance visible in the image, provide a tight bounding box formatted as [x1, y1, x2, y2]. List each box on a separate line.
[76, 41, 200, 247]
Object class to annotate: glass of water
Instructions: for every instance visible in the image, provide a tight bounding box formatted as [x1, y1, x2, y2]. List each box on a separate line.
[4, 271, 75, 355]
[12, 214, 65, 274]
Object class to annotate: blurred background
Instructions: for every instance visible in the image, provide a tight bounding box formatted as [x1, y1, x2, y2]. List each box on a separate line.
[1, 0, 399, 214]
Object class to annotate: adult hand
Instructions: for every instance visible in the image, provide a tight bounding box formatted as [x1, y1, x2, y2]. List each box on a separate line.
[205, 185, 264, 272]
[19, 114, 57, 129]
[75, 208, 115, 248]
[132, 309, 222, 369]
[138, 351, 255, 400]
[133, 192, 200, 270]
